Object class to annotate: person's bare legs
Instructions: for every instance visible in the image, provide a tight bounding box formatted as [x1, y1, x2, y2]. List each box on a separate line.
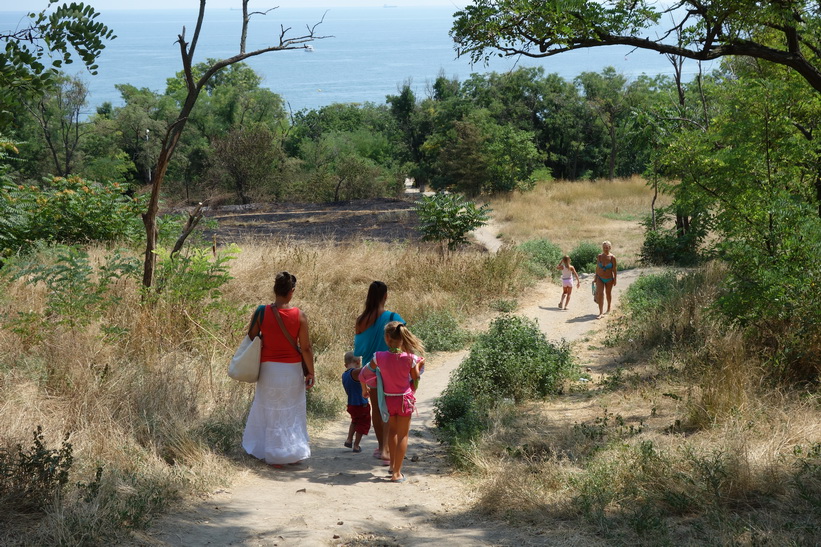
[564, 287, 572, 309]
[388, 415, 411, 482]
[368, 387, 389, 459]
[604, 282, 614, 313]
[596, 281, 606, 317]
[353, 430, 364, 452]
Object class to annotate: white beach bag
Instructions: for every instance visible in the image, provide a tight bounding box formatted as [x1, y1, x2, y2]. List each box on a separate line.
[228, 334, 262, 383]
[228, 305, 265, 383]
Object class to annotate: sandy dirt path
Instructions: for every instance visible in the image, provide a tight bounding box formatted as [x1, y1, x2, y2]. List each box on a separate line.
[130, 229, 644, 547]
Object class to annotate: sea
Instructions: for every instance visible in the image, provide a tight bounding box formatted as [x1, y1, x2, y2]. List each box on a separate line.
[0, 6, 712, 115]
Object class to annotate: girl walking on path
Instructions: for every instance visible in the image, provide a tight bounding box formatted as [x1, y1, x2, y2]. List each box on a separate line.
[354, 281, 404, 463]
[556, 255, 581, 309]
[365, 321, 424, 483]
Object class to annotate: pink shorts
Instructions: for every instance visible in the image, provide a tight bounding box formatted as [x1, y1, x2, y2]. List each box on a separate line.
[562, 278, 573, 287]
[385, 391, 416, 417]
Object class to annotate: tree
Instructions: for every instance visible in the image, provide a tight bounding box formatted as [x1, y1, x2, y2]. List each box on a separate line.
[0, 1, 114, 129]
[575, 68, 629, 180]
[433, 110, 540, 195]
[140, 1, 326, 288]
[451, 1, 821, 93]
[207, 124, 281, 203]
[24, 74, 89, 177]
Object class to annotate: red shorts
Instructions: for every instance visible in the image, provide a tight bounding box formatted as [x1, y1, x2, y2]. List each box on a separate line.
[347, 404, 371, 435]
[385, 391, 416, 417]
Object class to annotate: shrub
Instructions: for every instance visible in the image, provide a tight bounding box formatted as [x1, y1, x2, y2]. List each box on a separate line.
[435, 315, 574, 444]
[0, 426, 74, 514]
[569, 241, 599, 273]
[0, 176, 147, 258]
[717, 203, 821, 382]
[640, 208, 705, 266]
[150, 245, 238, 311]
[517, 238, 563, 278]
[415, 192, 491, 251]
[3, 244, 140, 328]
[410, 310, 470, 352]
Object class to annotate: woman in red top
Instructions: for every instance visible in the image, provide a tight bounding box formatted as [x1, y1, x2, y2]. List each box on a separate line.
[242, 271, 315, 467]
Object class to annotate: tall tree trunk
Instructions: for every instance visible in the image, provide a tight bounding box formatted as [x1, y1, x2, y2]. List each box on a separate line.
[139, 0, 324, 288]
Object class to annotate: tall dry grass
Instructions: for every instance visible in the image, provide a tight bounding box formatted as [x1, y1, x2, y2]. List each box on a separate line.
[488, 176, 672, 265]
[0, 237, 527, 542]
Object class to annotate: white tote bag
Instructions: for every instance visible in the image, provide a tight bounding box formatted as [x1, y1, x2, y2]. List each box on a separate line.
[228, 334, 262, 383]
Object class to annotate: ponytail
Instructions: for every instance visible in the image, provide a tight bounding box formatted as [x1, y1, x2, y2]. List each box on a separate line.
[385, 321, 424, 356]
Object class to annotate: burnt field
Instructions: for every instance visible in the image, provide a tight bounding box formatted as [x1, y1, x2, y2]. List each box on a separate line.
[197, 197, 422, 245]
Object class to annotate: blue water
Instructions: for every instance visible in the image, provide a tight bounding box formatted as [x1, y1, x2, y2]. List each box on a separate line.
[1, 7, 707, 114]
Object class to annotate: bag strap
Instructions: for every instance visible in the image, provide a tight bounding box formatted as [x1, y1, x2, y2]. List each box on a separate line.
[249, 305, 265, 338]
[271, 304, 302, 355]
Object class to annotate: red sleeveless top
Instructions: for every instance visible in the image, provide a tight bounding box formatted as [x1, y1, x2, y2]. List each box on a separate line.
[260, 305, 302, 363]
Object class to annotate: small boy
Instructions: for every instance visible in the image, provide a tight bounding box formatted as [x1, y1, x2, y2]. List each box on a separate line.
[341, 351, 370, 452]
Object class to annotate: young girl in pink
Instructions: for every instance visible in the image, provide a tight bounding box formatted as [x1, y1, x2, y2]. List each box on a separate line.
[361, 321, 424, 483]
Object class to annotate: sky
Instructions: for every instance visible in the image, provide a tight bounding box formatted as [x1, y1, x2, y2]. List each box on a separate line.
[0, 0, 464, 9]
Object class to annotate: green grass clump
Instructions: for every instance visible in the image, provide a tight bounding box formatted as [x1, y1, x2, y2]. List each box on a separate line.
[517, 238, 563, 278]
[411, 310, 470, 352]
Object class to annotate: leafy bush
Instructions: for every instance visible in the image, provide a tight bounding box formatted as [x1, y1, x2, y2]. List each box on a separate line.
[0, 176, 147, 258]
[517, 238, 563, 278]
[411, 310, 470, 352]
[569, 241, 600, 273]
[640, 208, 705, 266]
[415, 192, 491, 251]
[150, 245, 238, 311]
[717, 202, 821, 381]
[0, 426, 74, 514]
[435, 315, 574, 444]
[3, 244, 140, 328]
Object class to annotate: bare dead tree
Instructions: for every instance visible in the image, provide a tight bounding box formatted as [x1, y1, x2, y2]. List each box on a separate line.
[141, 0, 328, 288]
[240, 0, 278, 54]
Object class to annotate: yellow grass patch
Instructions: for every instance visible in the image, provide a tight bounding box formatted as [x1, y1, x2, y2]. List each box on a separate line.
[488, 176, 673, 264]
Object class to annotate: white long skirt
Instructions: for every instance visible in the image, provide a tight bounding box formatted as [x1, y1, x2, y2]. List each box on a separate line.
[242, 361, 311, 465]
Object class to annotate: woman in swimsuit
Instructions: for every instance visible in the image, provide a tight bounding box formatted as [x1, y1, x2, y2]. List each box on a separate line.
[595, 240, 617, 318]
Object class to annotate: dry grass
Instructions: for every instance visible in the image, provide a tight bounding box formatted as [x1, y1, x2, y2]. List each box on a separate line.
[0, 236, 527, 542]
[488, 176, 672, 265]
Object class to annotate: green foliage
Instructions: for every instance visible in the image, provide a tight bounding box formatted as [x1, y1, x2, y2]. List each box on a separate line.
[151, 245, 237, 305]
[0, 176, 147, 257]
[410, 310, 470, 352]
[432, 109, 542, 195]
[434, 315, 575, 444]
[295, 130, 402, 203]
[4, 244, 139, 328]
[640, 218, 704, 266]
[717, 201, 821, 381]
[569, 241, 600, 273]
[451, 1, 821, 96]
[517, 238, 563, 278]
[0, 426, 74, 513]
[415, 193, 491, 251]
[0, 2, 115, 129]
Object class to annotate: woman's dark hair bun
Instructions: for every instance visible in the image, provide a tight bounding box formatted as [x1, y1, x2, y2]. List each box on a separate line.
[274, 271, 297, 297]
